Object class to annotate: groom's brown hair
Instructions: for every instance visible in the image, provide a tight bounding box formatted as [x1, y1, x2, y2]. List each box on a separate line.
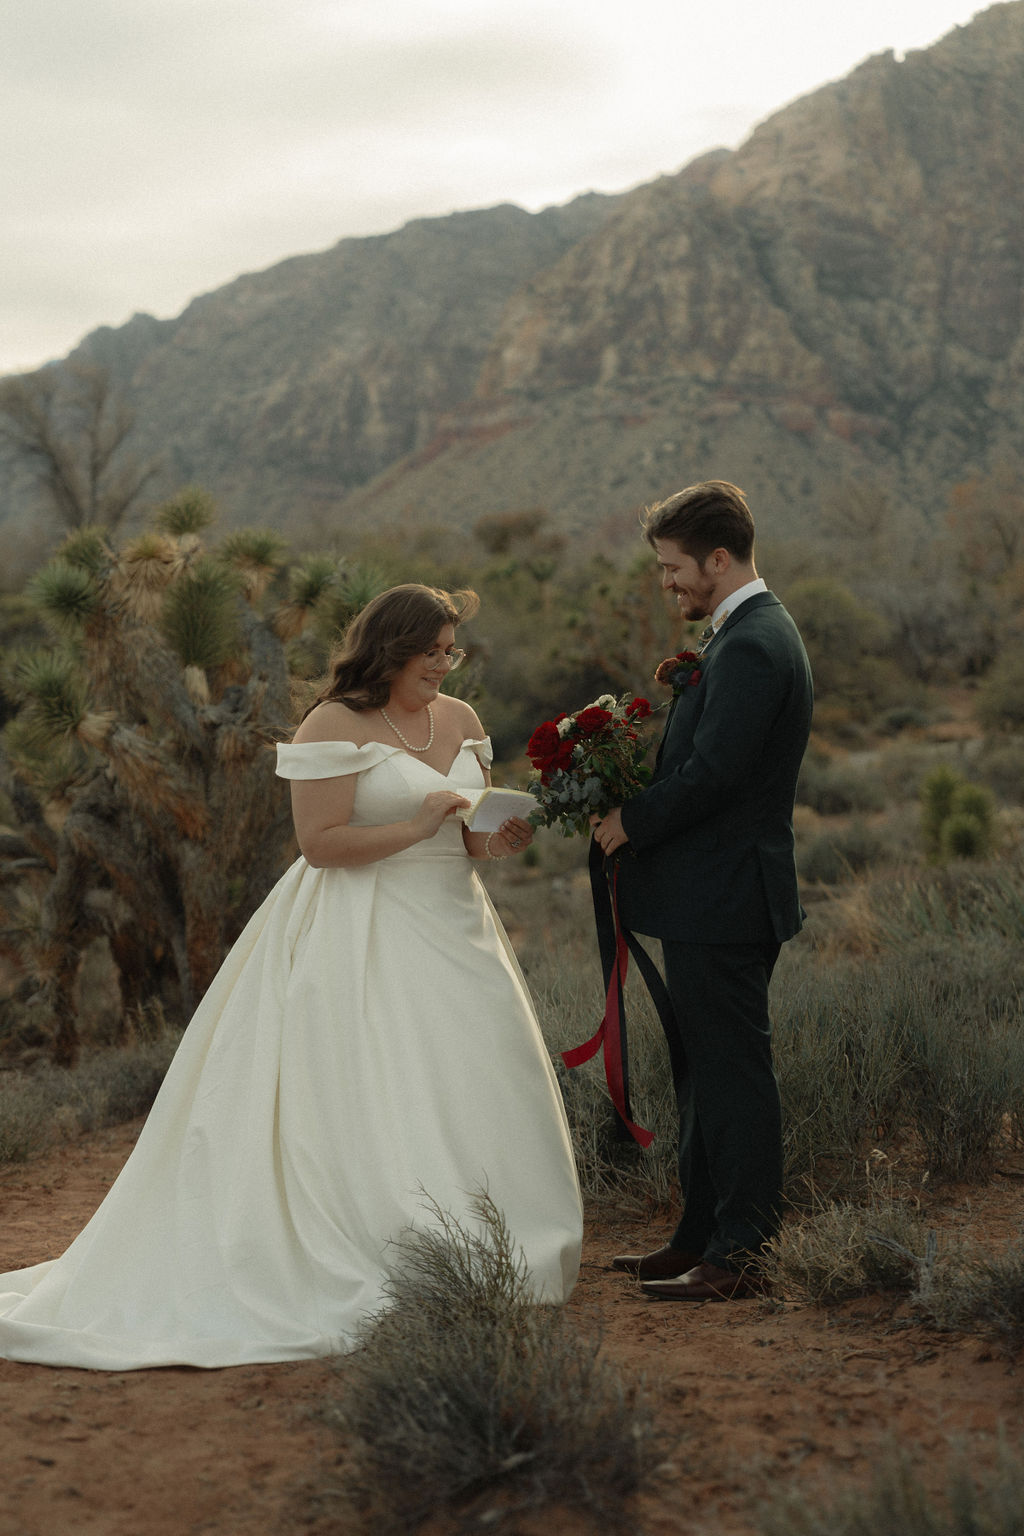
[643, 480, 755, 565]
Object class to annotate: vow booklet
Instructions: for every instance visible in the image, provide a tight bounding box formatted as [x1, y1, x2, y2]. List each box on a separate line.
[459, 788, 537, 833]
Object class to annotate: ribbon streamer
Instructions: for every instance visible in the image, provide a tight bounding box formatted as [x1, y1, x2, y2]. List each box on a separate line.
[560, 839, 661, 1148]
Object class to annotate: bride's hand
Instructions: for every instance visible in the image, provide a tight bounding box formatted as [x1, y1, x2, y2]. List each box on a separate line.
[489, 817, 535, 857]
[410, 790, 471, 842]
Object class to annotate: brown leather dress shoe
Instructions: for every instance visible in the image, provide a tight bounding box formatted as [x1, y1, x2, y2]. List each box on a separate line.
[610, 1245, 704, 1280]
[639, 1261, 767, 1301]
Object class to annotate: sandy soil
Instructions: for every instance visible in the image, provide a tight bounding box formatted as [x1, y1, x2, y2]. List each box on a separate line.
[2, 1119, 1023, 1536]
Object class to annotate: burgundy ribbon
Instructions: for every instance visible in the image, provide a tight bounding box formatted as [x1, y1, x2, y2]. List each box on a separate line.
[561, 842, 654, 1148]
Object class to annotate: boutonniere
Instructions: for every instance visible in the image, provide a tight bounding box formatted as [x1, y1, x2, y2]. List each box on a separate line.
[655, 650, 703, 695]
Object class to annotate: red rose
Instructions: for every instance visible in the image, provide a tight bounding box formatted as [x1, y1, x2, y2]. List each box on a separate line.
[688, 670, 702, 687]
[526, 721, 561, 768]
[554, 741, 575, 771]
[626, 697, 651, 719]
[575, 706, 613, 735]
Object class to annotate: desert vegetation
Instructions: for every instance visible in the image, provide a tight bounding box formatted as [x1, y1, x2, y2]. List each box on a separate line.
[3, 468, 1024, 1530]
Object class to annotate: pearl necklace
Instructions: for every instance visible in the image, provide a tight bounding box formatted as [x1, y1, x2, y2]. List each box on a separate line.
[380, 704, 434, 752]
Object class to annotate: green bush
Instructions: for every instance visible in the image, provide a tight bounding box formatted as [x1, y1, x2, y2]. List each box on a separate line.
[922, 766, 996, 861]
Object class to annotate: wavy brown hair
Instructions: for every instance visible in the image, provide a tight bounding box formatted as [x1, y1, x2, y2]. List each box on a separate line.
[304, 584, 480, 715]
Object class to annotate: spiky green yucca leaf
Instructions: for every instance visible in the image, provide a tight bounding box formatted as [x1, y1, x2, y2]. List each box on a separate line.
[161, 559, 242, 669]
[338, 563, 391, 613]
[287, 554, 340, 609]
[218, 528, 286, 569]
[2, 714, 81, 794]
[57, 525, 111, 575]
[153, 486, 217, 537]
[27, 560, 102, 634]
[312, 563, 392, 644]
[216, 528, 287, 604]
[2, 649, 90, 751]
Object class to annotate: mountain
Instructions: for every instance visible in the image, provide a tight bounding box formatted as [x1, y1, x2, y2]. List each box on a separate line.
[7, 1, 1024, 543]
[69, 195, 625, 532]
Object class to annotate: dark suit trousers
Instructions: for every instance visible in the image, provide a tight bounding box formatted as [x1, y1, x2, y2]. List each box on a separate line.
[659, 939, 783, 1268]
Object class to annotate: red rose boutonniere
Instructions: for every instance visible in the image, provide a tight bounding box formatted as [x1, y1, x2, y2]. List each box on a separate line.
[655, 650, 702, 695]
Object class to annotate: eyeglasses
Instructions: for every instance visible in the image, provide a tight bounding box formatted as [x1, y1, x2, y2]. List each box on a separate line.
[423, 647, 466, 672]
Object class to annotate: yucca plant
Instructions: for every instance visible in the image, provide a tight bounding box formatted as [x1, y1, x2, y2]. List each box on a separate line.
[1, 494, 297, 1064]
[27, 560, 102, 636]
[161, 558, 243, 672]
[217, 528, 286, 602]
[273, 553, 341, 641]
[56, 525, 112, 575]
[152, 485, 217, 537]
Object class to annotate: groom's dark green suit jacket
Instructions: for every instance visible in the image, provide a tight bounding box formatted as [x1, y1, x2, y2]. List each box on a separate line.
[617, 592, 813, 945]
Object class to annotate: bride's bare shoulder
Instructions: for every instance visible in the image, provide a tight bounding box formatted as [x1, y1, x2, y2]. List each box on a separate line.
[436, 693, 486, 738]
[291, 701, 374, 746]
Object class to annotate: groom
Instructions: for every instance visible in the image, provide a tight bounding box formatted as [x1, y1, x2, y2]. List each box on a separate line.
[592, 480, 812, 1300]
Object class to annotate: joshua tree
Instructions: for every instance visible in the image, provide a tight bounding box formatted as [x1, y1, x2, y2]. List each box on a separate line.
[0, 489, 363, 1065]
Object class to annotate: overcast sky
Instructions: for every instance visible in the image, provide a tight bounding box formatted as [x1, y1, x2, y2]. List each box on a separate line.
[1, 0, 990, 375]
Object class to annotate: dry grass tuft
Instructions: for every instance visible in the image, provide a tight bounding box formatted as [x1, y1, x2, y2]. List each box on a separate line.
[763, 1191, 932, 1306]
[758, 1441, 1024, 1535]
[321, 1192, 656, 1533]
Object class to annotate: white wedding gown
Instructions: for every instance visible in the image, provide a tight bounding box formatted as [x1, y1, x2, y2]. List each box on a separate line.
[0, 738, 582, 1370]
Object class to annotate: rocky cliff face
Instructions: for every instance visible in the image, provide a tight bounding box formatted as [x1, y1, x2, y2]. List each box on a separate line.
[75, 195, 624, 526]
[368, 0, 1020, 536]
[6, 2, 1023, 542]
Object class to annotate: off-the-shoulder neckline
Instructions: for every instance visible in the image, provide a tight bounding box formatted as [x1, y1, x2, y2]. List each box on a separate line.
[279, 736, 488, 752]
[276, 736, 491, 780]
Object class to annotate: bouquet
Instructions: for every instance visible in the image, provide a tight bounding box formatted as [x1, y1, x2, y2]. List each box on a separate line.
[525, 693, 659, 836]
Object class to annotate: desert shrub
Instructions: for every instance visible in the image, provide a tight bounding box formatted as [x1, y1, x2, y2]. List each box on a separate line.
[323, 1194, 655, 1532]
[916, 1237, 1024, 1356]
[772, 963, 912, 1195]
[798, 820, 887, 884]
[977, 645, 1024, 733]
[797, 758, 887, 816]
[0, 1073, 58, 1162]
[903, 1015, 1022, 1183]
[0, 1032, 181, 1166]
[763, 1195, 932, 1306]
[975, 735, 1024, 805]
[872, 860, 1024, 951]
[759, 1443, 1024, 1536]
[875, 704, 932, 735]
[57, 1035, 181, 1132]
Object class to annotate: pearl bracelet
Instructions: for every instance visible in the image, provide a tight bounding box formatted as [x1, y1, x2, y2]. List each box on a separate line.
[484, 831, 511, 860]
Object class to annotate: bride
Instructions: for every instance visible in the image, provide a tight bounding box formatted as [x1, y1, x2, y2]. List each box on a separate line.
[0, 584, 582, 1370]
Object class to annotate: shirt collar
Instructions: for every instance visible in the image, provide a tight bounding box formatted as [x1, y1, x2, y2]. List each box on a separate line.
[710, 577, 767, 631]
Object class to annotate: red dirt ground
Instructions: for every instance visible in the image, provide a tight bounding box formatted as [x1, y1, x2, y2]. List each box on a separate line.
[2, 1118, 1024, 1536]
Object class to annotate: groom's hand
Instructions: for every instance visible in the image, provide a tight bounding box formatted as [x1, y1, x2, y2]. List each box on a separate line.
[590, 807, 629, 855]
